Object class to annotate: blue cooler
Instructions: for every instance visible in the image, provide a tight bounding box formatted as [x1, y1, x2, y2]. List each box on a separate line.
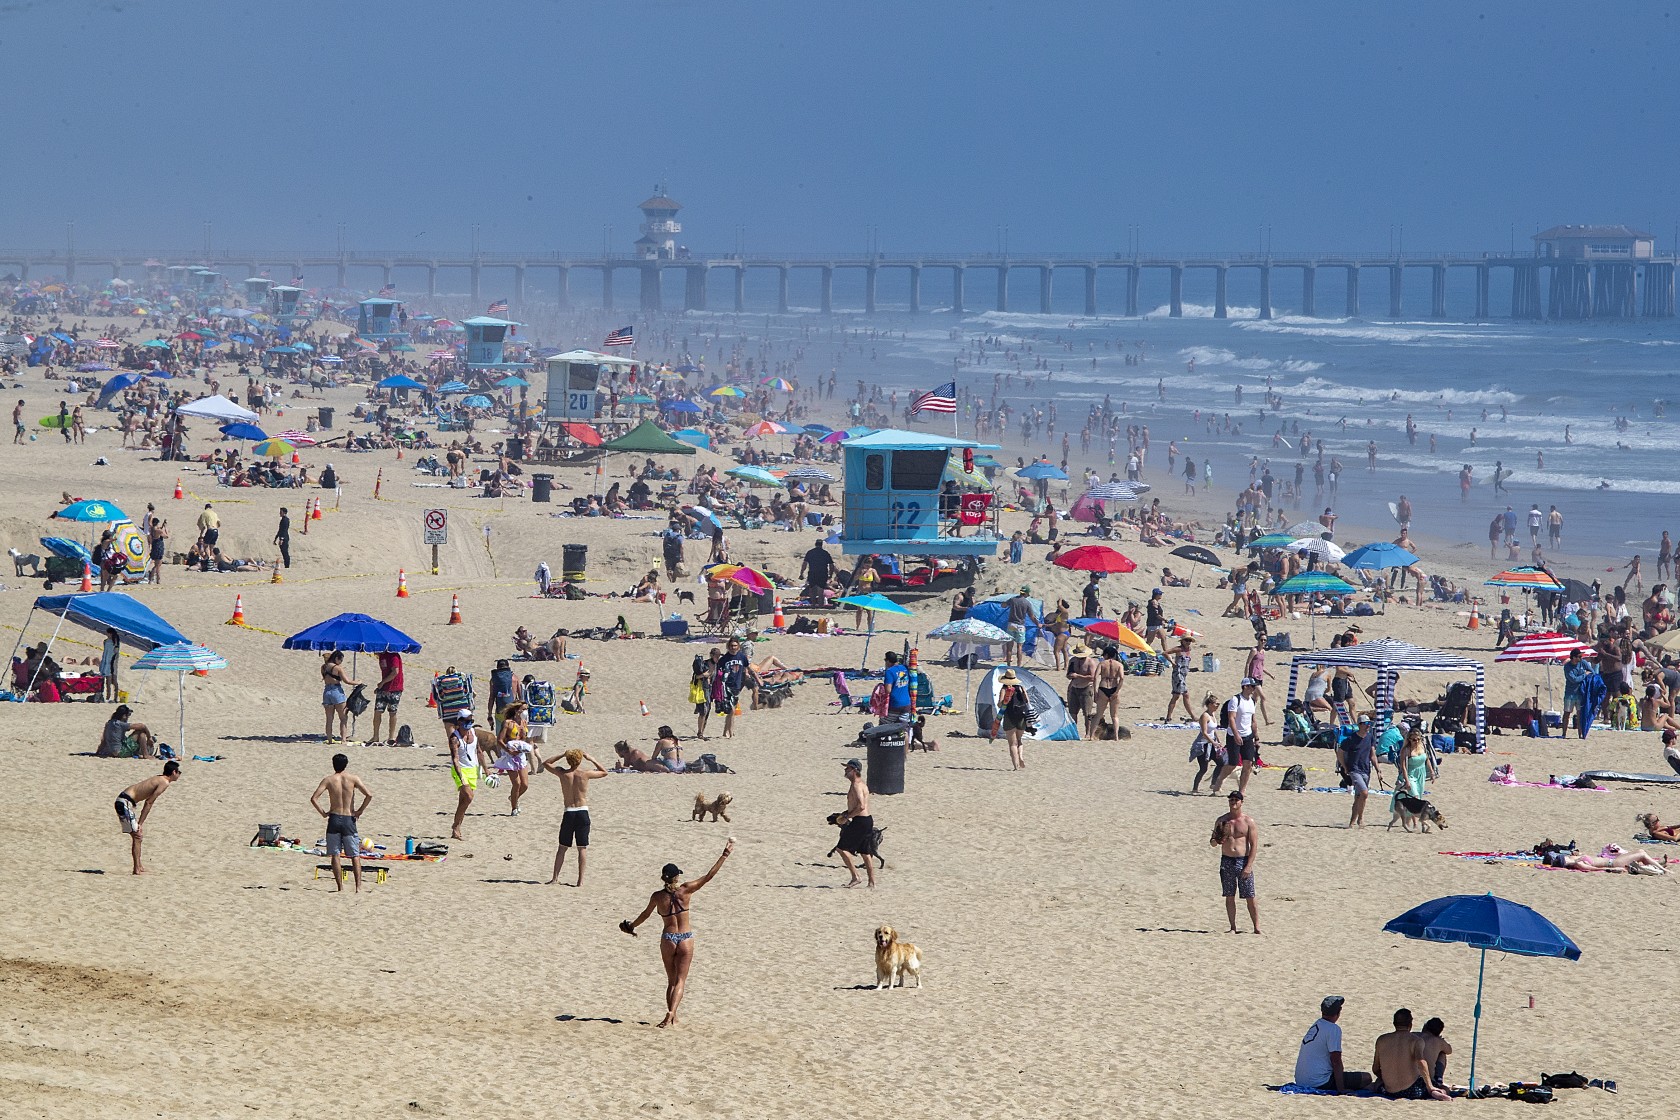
[661, 616, 690, 638]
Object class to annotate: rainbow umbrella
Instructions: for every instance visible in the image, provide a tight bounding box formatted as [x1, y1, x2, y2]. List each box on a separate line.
[1485, 567, 1565, 593]
[760, 377, 795, 391]
[709, 385, 747, 398]
[252, 438, 296, 459]
[703, 563, 773, 595]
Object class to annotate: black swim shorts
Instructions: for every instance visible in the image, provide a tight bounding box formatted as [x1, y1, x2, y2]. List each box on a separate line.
[559, 807, 591, 848]
[837, 814, 877, 856]
[1219, 854, 1255, 898]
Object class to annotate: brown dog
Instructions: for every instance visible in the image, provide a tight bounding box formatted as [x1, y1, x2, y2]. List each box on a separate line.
[691, 792, 732, 822]
[874, 924, 923, 990]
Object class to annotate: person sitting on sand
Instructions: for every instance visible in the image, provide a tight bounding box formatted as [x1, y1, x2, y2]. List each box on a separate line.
[1160, 566, 1190, 588]
[653, 726, 686, 773]
[613, 739, 668, 774]
[1545, 843, 1668, 874]
[628, 569, 662, 601]
[1638, 813, 1680, 842]
[513, 626, 537, 658]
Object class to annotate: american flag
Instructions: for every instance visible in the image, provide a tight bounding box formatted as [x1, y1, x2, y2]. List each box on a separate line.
[603, 326, 634, 348]
[911, 380, 957, 415]
[378, 283, 396, 297]
[486, 299, 509, 314]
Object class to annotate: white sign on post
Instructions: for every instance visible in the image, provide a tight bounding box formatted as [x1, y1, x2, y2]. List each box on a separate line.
[423, 508, 448, 545]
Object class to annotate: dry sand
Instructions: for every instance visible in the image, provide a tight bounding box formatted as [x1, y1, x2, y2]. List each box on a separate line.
[0, 349, 1664, 1119]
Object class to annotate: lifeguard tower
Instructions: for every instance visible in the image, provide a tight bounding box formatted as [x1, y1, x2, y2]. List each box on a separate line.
[356, 297, 408, 343]
[839, 430, 1001, 557]
[461, 316, 526, 374]
[635, 186, 683, 260]
[242, 276, 272, 307]
[268, 285, 305, 325]
[191, 269, 221, 295]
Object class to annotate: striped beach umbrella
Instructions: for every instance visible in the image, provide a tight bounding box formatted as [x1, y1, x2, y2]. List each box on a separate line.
[252, 438, 296, 459]
[1485, 567, 1566, 593]
[760, 377, 796, 391]
[1249, 533, 1301, 550]
[927, 617, 1014, 708]
[1496, 631, 1595, 708]
[131, 641, 228, 753]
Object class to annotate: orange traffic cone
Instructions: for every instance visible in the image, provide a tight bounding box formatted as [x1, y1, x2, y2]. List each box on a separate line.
[772, 593, 785, 628]
[311, 498, 322, 521]
[396, 447, 404, 461]
[426, 672, 438, 709]
[272, 558, 283, 584]
[446, 593, 462, 625]
[639, 699, 651, 717]
[291, 450, 300, 466]
[396, 569, 410, 598]
[173, 478, 184, 500]
[79, 563, 93, 592]
[229, 593, 246, 626]
[1468, 601, 1480, 630]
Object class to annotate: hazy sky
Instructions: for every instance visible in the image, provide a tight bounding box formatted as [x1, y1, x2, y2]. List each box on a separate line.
[3, 1, 1677, 256]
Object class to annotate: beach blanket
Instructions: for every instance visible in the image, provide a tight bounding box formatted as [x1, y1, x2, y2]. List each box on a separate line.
[1133, 721, 1198, 731]
[1441, 851, 1541, 862]
[256, 841, 445, 863]
[1635, 834, 1680, 845]
[1265, 1084, 1380, 1098]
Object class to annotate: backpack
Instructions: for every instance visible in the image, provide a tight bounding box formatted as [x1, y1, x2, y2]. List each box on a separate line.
[1218, 696, 1238, 731]
[432, 672, 472, 713]
[1002, 684, 1030, 718]
[1279, 764, 1307, 791]
[1540, 1072, 1588, 1090]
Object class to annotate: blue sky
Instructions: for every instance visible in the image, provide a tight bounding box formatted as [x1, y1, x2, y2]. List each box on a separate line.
[2, 1, 1677, 256]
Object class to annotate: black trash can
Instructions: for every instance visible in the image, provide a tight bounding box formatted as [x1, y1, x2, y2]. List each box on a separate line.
[562, 543, 587, 582]
[859, 721, 910, 795]
[531, 473, 554, 503]
[316, 406, 334, 429]
[506, 436, 525, 462]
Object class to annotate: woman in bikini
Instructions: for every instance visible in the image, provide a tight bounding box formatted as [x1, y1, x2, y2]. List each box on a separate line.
[1638, 813, 1680, 842]
[1095, 646, 1125, 731]
[621, 840, 734, 1027]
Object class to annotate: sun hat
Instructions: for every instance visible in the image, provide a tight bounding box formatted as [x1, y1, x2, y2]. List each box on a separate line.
[1072, 643, 1091, 657]
[999, 669, 1019, 683]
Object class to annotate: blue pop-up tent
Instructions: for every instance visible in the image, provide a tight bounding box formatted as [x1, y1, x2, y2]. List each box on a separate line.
[11, 592, 192, 695]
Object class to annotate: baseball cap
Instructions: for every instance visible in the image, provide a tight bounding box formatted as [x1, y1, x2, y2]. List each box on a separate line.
[661, 863, 683, 881]
[1321, 995, 1345, 1015]
[454, 708, 474, 721]
[1357, 712, 1372, 723]
[1241, 677, 1258, 687]
[844, 757, 862, 772]
[1019, 584, 1031, 594]
[1151, 588, 1163, 596]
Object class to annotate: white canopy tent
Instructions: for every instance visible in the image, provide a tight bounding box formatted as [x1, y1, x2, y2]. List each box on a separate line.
[1284, 637, 1486, 742]
[175, 395, 260, 423]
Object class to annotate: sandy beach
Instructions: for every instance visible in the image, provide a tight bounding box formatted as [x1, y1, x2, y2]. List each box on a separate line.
[0, 316, 1667, 1120]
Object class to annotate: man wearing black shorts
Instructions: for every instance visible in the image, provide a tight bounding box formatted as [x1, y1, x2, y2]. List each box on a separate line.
[542, 748, 607, 887]
[1211, 790, 1259, 934]
[832, 758, 878, 888]
[1211, 679, 1261, 795]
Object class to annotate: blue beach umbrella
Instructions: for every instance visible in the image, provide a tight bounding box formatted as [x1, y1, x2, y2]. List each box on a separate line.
[218, 422, 268, 441]
[1274, 571, 1358, 641]
[1342, 541, 1420, 570]
[1017, 461, 1068, 481]
[725, 465, 780, 486]
[671, 428, 710, 449]
[661, 399, 703, 414]
[57, 499, 127, 523]
[462, 394, 493, 409]
[496, 375, 528, 388]
[1383, 893, 1580, 1094]
[282, 612, 421, 653]
[438, 380, 470, 394]
[376, 374, 425, 390]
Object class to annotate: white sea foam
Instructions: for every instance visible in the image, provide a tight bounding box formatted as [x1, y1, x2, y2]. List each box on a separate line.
[1144, 302, 1263, 320]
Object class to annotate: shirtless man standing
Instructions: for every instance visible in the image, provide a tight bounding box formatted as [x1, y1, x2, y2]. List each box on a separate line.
[1210, 790, 1260, 933]
[542, 748, 608, 886]
[832, 758, 878, 888]
[310, 753, 374, 892]
[1372, 1008, 1450, 1100]
[115, 762, 181, 875]
[1094, 647, 1125, 732]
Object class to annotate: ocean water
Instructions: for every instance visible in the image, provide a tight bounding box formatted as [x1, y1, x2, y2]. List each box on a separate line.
[794, 307, 1680, 564]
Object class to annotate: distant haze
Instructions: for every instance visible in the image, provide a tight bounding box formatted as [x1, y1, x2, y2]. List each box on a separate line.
[3, 1, 1678, 255]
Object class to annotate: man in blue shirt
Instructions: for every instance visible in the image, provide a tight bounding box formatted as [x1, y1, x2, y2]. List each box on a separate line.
[883, 651, 912, 719]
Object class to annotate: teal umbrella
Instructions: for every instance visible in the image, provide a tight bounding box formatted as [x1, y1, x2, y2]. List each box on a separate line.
[1274, 571, 1357, 641]
[725, 465, 779, 487]
[1249, 532, 1301, 550]
[837, 593, 914, 668]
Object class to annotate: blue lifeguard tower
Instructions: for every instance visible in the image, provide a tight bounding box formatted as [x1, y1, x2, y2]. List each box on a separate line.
[191, 268, 221, 294]
[839, 429, 1001, 557]
[242, 276, 272, 307]
[268, 285, 305, 325]
[356, 297, 408, 343]
[461, 315, 526, 373]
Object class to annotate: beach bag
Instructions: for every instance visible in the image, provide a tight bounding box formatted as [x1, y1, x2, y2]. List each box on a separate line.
[413, 841, 449, 857]
[395, 724, 413, 746]
[689, 678, 707, 705]
[1279, 764, 1307, 792]
[1507, 1085, 1553, 1105]
[1540, 1072, 1588, 1090]
[345, 684, 370, 717]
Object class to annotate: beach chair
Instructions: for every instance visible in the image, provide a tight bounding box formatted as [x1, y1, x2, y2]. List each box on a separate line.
[831, 672, 871, 713]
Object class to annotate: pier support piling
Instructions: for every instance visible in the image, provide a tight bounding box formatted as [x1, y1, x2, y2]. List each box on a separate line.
[1214, 266, 1229, 319]
[1302, 265, 1316, 317]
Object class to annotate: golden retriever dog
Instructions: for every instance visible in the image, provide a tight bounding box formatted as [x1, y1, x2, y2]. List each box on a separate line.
[874, 924, 923, 990]
[691, 791, 733, 822]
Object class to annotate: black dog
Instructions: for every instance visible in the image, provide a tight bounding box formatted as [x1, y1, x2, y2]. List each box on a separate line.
[1387, 795, 1448, 833]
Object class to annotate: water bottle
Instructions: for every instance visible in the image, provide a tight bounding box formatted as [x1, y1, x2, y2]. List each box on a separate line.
[404, 835, 415, 855]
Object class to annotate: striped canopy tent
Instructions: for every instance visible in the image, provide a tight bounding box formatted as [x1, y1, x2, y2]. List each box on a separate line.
[1284, 637, 1486, 743]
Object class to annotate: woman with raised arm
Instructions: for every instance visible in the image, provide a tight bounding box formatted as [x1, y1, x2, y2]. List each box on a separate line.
[620, 839, 734, 1027]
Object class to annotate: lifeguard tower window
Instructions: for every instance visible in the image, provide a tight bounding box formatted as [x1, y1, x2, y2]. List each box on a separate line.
[865, 454, 885, 490]
[481, 325, 507, 342]
[891, 449, 947, 491]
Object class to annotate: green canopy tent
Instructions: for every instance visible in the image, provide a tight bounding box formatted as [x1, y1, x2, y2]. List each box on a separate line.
[601, 420, 698, 456]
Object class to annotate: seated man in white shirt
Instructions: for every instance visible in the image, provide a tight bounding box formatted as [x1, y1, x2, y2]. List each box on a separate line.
[1294, 996, 1372, 1093]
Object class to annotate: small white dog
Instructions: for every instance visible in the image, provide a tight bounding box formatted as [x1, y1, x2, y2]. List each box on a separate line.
[9, 549, 41, 577]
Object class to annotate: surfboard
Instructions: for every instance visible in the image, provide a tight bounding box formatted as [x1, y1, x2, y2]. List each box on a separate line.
[1388, 501, 1400, 523]
[37, 415, 69, 429]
